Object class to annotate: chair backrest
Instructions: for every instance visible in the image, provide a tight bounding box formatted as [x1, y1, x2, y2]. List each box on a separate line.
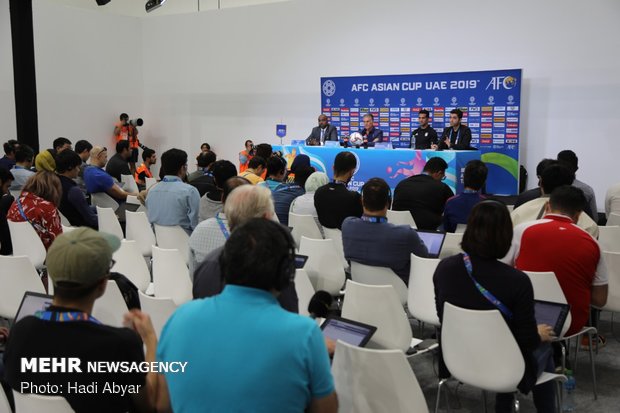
[294, 269, 315, 317]
[96, 206, 124, 240]
[92, 280, 129, 328]
[298, 237, 346, 295]
[289, 213, 323, 246]
[439, 232, 463, 259]
[112, 240, 151, 292]
[386, 209, 417, 228]
[523, 271, 571, 337]
[138, 291, 177, 338]
[90, 192, 119, 211]
[441, 302, 525, 393]
[341, 280, 412, 351]
[154, 225, 190, 265]
[602, 251, 620, 313]
[455, 223, 467, 234]
[350, 261, 408, 306]
[145, 177, 157, 190]
[58, 211, 71, 226]
[13, 391, 75, 413]
[408, 253, 441, 326]
[9, 189, 21, 199]
[152, 245, 192, 305]
[332, 341, 428, 413]
[121, 174, 140, 194]
[125, 211, 156, 257]
[7, 220, 46, 269]
[61, 225, 77, 233]
[322, 227, 348, 269]
[598, 225, 620, 253]
[506, 205, 515, 213]
[0, 255, 46, 319]
[608, 213, 620, 226]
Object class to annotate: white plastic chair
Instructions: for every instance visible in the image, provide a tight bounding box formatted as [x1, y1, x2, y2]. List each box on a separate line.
[350, 261, 408, 306]
[138, 291, 177, 338]
[96, 206, 124, 240]
[0, 255, 46, 319]
[601, 251, 620, 313]
[598, 226, 620, 253]
[289, 213, 323, 247]
[7, 220, 46, 270]
[13, 391, 75, 413]
[154, 225, 190, 266]
[61, 225, 77, 233]
[608, 213, 620, 226]
[298, 237, 346, 296]
[524, 270, 598, 398]
[408, 253, 441, 327]
[436, 302, 566, 413]
[322, 227, 348, 270]
[455, 223, 467, 234]
[145, 177, 157, 189]
[58, 211, 71, 226]
[121, 174, 140, 194]
[92, 280, 128, 328]
[112, 240, 151, 292]
[332, 341, 429, 413]
[152, 246, 192, 305]
[387, 209, 417, 228]
[439, 232, 463, 259]
[294, 269, 315, 317]
[341, 280, 422, 353]
[125, 211, 156, 258]
[90, 192, 119, 211]
[9, 189, 21, 199]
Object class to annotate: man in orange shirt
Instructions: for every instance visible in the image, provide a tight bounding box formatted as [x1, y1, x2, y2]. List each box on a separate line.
[135, 148, 157, 189]
[113, 113, 140, 175]
[239, 140, 254, 173]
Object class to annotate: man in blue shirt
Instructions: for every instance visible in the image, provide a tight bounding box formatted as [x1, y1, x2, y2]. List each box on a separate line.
[9, 145, 35, 190]
[272, 166, 313, 225]
[146, 148, 200, 234]
[342, 178, 428, 283]
[84, 146, 137, 202]
[0, 139, 18, 171]
[56, 150, 98, 229]
[156, 219, 337, 413]
[443, 160, 488, 232]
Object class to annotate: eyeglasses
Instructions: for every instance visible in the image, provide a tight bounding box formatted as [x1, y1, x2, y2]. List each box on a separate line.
[109, 259, 116, 272]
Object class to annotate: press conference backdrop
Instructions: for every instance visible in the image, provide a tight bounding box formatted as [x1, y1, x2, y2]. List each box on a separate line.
[320, 69, 522, 195]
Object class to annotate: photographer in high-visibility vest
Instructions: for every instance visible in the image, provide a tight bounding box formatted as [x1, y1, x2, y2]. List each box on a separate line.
[135, 148, 157, 189]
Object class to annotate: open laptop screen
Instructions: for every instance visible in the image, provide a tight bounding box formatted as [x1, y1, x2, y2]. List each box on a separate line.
[13, 291, 53, 326]
[534, 300, 570, 337]
[320, 316, 377, 347]
[416, 230, 446, 258]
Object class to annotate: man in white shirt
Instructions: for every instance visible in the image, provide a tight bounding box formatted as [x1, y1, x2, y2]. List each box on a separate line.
[605, 182, 620, 219]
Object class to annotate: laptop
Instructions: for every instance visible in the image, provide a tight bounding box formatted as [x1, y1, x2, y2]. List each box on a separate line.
[12, 291, 53, 326]
[534, 300, 570, 337]
[294, 254, 308, 269]
[320, 316, 377, 347]
[416, 230, 447, 259]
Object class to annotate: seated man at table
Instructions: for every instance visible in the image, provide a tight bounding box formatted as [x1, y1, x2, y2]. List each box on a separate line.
[342, 178, 428, 283]
[358, 113, 384, 145]
[438, 109, 472, 150]
[306, 114, 338, 146]
[411, 109, 439, 149]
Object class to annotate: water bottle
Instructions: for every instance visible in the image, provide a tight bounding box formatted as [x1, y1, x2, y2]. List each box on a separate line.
[562, 370, 576, 412]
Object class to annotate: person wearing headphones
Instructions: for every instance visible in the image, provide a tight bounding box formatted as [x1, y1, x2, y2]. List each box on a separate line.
[156, 218, 338, 413]
[341, 178, 428, 284]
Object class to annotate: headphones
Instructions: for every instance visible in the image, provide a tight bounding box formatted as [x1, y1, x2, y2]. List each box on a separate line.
[272, 223, 297, 291]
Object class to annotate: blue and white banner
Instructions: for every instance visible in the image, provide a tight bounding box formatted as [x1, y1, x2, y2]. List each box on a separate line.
[320, 69, 522, 195]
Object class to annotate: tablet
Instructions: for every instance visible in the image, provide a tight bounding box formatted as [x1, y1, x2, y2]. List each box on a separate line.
[13, 291, 53, 326]
[534, 300, 570, 337]
[294, 254, 308, 269]
[320, 316, 377, 347]
[416, 230, 446, 258]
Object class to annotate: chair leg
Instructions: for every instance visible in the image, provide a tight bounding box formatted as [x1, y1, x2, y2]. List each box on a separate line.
[588, 334, 598, 400]
[435, 379, 451, 413]
[481, 390, 489, 413]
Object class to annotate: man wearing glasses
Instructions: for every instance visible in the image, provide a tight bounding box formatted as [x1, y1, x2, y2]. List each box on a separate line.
[392, 157, 454, 230]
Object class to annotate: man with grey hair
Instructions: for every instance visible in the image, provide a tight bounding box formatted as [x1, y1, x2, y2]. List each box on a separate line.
[192, 184, 298, 312]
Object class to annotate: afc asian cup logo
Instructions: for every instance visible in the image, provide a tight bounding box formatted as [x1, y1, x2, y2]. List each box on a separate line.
[369, 98, 375, 107]
[503, 76, 517, 89]
[487, 96, 495, 105]
[354, 98, 360, 107]
[400, 98, 406, 106]
[450, 97, 457, 105]
[384, 98, 390, 106]
[416, 97, 423, 106]
[326, 99, 331, 106]
[507, 95, 514, 104]
[339, 98, 345, 107]
[469, 96, 476, 104]
[433, 97, 440, 106]
[322, 80, 336, 97]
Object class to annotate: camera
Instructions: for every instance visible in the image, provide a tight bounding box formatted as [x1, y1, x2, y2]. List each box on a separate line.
[129, 118, 143, 127]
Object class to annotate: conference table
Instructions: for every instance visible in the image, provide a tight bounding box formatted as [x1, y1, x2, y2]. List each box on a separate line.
[273, 144, 481, 194]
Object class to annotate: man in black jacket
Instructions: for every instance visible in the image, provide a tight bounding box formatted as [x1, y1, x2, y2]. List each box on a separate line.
[392, 157, 454, 230]
[438, 109, 472, 150]
[306, 114, 338, 146]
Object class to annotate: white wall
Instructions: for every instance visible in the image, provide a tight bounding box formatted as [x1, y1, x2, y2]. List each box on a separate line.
[0, 0, 17, 140]
[33, 0, 143, 151]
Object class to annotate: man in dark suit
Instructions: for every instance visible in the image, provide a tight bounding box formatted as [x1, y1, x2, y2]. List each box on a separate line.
[306, 114, 338, 146]
[359, 113, 385, 145]
[392, 157, 454, 230]
[438, 109, 472, 150]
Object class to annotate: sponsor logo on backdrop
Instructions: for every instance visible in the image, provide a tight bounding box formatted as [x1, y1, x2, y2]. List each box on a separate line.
[485, 75, 517, 91]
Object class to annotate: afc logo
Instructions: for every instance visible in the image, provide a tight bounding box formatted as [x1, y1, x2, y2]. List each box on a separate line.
[485, 76, 517, 91]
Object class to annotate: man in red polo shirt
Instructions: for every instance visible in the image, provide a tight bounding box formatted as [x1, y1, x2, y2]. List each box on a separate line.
[503, 185, 608, 339]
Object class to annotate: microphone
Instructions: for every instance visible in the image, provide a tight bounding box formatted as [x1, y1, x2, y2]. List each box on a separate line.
[308, 291, 333, 319]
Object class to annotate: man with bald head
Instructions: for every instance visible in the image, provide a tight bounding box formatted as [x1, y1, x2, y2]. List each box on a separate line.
[306, 114, 338, 145]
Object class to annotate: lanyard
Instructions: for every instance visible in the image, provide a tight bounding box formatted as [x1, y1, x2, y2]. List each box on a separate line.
[361, 215, 388, 223]
[450, 127, 461, 144]
[36, 310, 102, 324]
[215, 215, 230, 239]
[462, 253, 513, 319]
[162, 176, 181, 183]
[332, 180, 348, 186]
[16, 196, 49, 234]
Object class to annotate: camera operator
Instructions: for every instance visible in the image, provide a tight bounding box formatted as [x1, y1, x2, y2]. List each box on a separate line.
[239, 140, 254, 173]
[114, 113, 142, 175]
